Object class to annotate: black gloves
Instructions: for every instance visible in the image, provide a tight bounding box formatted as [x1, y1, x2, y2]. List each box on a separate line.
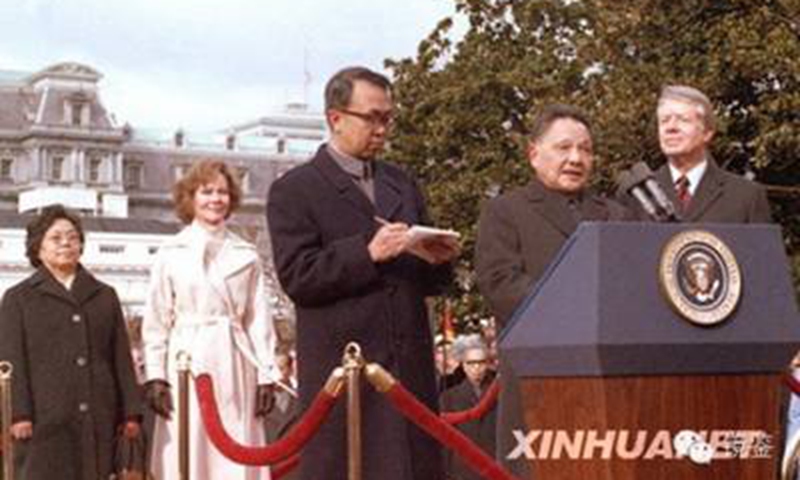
[255, 384, 276, 417]
[144, 379, 173, 419]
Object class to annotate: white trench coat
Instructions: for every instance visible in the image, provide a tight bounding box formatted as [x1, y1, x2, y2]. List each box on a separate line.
[143, 223, 277, 480]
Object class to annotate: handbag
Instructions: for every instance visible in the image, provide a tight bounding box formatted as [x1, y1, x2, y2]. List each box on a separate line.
[110, 427, 153, 480]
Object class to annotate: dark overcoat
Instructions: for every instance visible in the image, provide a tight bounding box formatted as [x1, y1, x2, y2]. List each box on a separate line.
[476, 178, 632, 325]
[267, 145, 451, 480]
[441, 373, 497, 480]
[0, 266, 142, 480]
[475, 179, 631, 478]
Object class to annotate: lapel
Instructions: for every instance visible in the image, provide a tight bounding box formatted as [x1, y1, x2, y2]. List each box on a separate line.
[655, 165, 680, 207]
[374, 162, 404, 221]
[214, 232, 257, 279]
[30, 265, 101, 307]
[70, 266, 103, 305]
[683, 160, 724, 222]
[312, 145, 376, 221]
[657, 160, 725, 222]
[522, 179, 578, 236]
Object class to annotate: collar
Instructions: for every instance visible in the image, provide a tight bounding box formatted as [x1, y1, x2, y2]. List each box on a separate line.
[669, 158, 707, 196]
[327, 143, 374, 180]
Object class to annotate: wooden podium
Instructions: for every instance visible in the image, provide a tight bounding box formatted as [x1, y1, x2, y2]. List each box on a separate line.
[499, 223, 800, 479]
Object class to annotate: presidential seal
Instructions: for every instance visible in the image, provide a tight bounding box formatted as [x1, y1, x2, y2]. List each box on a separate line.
[659, 230, 741, 327]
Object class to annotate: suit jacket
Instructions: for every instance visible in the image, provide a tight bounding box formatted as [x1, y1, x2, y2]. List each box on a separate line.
[267, 145, 451, 480]
[651, 160, 772, 223]
[0, 266, 142, 480]
[476, 178, 631, 326]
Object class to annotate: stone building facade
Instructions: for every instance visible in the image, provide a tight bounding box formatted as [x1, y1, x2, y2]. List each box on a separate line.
[0, 61, 327, 345]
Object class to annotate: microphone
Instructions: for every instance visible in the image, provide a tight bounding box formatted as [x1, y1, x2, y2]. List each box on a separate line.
[617, 169, 661, 221]
[630, 162, 680, 222]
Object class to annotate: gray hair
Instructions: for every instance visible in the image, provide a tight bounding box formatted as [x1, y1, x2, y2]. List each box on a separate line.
[452, 334, 488, 362]
[658, 85, 716, 132]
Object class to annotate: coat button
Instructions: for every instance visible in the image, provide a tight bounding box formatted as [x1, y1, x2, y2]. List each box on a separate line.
[78, 402, 89, 413]
[72, 314, 81, 323]
[76, 356, 88, 367]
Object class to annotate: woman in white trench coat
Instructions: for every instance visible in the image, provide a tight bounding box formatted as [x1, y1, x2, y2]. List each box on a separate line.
[143, 160, 277, 480]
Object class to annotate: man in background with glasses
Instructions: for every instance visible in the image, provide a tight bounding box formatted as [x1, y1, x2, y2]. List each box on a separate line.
[441, 335, 497, 480]
[268, 66, 459, 480]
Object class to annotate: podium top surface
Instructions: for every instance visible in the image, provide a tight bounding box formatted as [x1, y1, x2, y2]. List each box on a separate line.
[499, 222, 800, 377]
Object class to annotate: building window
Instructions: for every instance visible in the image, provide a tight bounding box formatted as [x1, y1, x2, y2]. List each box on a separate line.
[88, 156, 102, 183]
[0, 158, 12, 180]
[124, 162, 143, 189]
[234, 166, 249, 193]
[71, 103, 84, 126]
[99, 244, 125, 254]
[50, 156, 64, 181]
[148, 246, 159, 255]
[173, 164, 191, 181]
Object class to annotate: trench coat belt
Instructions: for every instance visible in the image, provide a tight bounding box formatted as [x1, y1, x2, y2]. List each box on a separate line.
[174, 313, 266, 412]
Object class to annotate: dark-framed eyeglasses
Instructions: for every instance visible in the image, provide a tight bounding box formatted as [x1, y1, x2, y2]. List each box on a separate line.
[338, 108, 394, 128]
[464, 359, 488, 367]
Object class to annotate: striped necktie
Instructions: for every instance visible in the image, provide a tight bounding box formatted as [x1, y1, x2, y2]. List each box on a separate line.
[675, 176, 692, 210]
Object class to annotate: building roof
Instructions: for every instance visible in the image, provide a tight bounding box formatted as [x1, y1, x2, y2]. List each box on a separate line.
[0, 69, 30, 85]
[0, 211, 180, 234]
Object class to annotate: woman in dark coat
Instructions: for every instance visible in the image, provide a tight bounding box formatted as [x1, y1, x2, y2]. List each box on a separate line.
[0, 205, 142, 480]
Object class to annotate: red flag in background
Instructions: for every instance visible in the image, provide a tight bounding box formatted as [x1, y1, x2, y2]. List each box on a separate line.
[441, 300, 456, 343]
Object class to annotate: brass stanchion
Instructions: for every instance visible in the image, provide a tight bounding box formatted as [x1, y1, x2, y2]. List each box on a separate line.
[783, 429, 800, 480]
[343, 343, 364, 480]
[177, 352, 192, 480]
[0, 361, 13, 480]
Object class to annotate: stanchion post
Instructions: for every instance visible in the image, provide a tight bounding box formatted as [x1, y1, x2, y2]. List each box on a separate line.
[783, 431, 800, 480]
[0, 361, 13, 480]
[177, 352, 192, 480]
[343, 343, 364, 480]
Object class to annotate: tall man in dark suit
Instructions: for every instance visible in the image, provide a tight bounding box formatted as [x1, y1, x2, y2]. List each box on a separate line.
[647, 85, 772, 223]
[267, 66, 460, 480]
[475, 104, 630, 477]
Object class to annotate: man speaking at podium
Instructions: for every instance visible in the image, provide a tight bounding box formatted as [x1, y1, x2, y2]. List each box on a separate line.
[633, 85, 772, 224]
[475, 104, 629, 476]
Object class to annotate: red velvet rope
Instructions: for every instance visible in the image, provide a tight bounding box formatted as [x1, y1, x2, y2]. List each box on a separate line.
[195, 373, 339, 465]
[441, 379, 500, 425]
[383, 382, 520, 480]
[272, 453, 299, 479]
[787, 372, 800, 395]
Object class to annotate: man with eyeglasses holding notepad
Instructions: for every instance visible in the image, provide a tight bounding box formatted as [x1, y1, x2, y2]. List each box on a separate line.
[267, 66, 460, 480]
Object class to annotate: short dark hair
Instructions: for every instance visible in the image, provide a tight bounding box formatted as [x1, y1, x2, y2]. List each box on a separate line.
[528, 104, 593, 143]
[173, 160, 242, 224]
[324, 66, 392, 112]
[26, 204, 85, 268]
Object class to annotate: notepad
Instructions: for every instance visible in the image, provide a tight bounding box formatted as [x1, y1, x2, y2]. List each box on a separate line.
[405, 226, 460, 263]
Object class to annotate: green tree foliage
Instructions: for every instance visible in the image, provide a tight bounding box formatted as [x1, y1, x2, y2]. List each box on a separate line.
[386, 0, 800, 329]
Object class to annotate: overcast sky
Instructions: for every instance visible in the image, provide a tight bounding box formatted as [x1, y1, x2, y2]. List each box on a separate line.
[1, 0, 459, 130]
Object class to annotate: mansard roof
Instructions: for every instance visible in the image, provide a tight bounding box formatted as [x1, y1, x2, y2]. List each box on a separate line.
[0, 210, 180, 234]
[26, 62, 102, 84]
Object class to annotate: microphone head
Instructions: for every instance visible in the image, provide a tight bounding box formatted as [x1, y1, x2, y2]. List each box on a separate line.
[630, 162, 655, 182]
[616, 169, 635, 195]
